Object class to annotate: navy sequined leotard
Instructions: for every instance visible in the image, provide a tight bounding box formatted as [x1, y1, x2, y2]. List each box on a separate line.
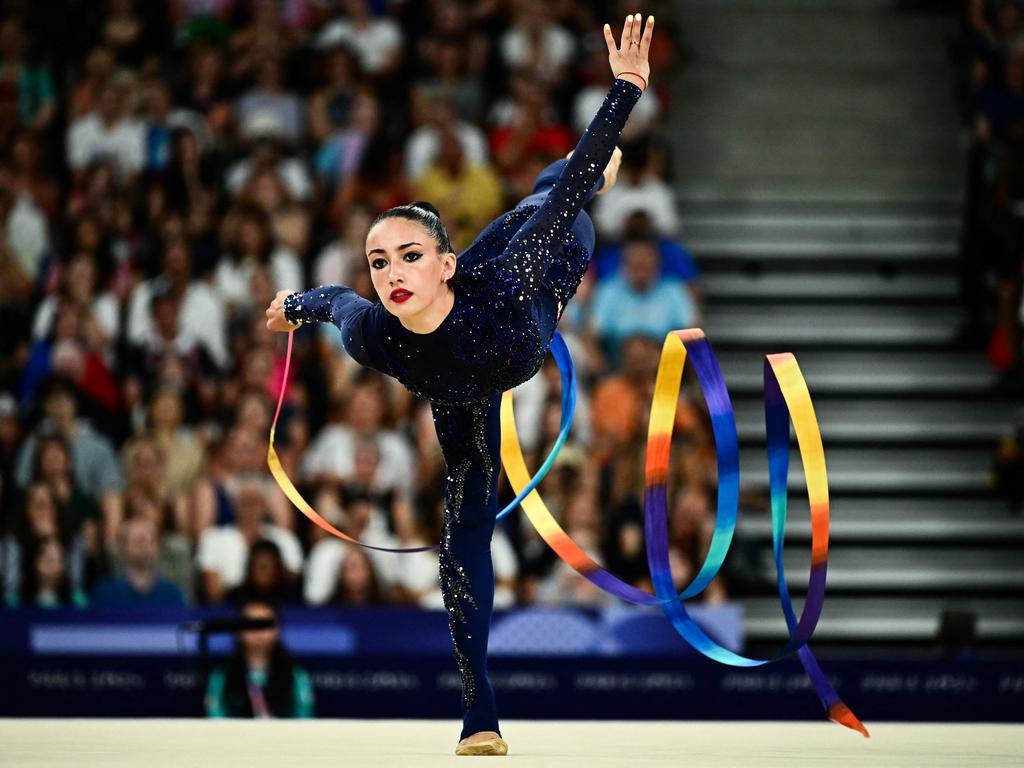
[283, 78, 643, 740]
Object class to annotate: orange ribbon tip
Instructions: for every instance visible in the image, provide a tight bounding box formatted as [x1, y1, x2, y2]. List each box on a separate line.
[828, 703, 871, 738]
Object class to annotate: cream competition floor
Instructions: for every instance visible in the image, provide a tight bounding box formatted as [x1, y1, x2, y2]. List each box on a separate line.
[1, 720, 1021, 768]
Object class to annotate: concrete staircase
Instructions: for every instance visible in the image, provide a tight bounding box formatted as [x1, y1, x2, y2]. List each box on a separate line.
[664, 0, 1023, 656]
[663, 0, 1024, 659]
[670, 0, 962, 202]
[683, 201, 1024, 656]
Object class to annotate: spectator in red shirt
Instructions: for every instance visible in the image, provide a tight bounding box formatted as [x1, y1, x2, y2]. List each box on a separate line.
[489, 71, 574, 187]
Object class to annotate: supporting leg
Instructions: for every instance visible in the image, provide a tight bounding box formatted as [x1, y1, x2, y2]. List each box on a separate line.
[440, 498, 500, 740]
[431, 396, 504, 742]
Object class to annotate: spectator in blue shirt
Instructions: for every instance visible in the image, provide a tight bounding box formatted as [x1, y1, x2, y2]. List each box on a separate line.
[91, 516, 186, 607]
[593, 209, 701, 287]
[14, 376, 124, 548]
[589, 234, 700, 363]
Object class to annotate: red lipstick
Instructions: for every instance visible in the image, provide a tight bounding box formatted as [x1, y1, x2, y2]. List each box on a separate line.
[390, 289, 413, 303]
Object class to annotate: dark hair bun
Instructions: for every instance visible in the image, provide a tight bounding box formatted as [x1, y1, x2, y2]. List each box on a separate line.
[409, 201, 442, 218]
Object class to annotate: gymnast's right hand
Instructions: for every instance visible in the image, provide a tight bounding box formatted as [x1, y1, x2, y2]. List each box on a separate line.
[604, 12, 654, 92]
[266, 289, 302, 333]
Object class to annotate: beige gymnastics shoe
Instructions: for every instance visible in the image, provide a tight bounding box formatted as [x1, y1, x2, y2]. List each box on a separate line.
[455, 731, 509, 756]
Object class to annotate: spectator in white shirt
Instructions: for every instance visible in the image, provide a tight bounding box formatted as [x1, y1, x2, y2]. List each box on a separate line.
[214, 204, 302, 319]
[404, 96, 488, 182]
[304, 489, 431, 605]
[66, 82, 144, 183]
[3, 191, 49, 291]
[196, 472, 303, 604]
[592, 138, 680, 241]
[225, 130, 312, 202]
[235, 59, 304, 147]
[499, 0, 575, 87]
[31, 253, 119, 355]
[313, 202, 374, 287]
[126, 236, 228, 370]
[301, 381, 416, 497]
[314, 0, 403, 78]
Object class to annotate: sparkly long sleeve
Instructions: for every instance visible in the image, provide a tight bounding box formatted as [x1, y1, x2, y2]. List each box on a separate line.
[528, 157, 604, 206]
[497, 78, 642, 286]
[282, 285, 383, 369]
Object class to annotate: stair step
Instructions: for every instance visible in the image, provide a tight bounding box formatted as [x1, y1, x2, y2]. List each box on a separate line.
[678, 200, 961, 219]
[681, 212, 960, 247]
[689, 240, 957, 261]
[702, 272, 958, 302]
[731, 398, 1018, 444]
[769, 548, 1024, 591]
[739, 597, 1024, 641]
[711, 349, 1001, 396]
[735, 446, 995, 494]
[703, 304, 963, 346]
[736, 497, 1024, 541]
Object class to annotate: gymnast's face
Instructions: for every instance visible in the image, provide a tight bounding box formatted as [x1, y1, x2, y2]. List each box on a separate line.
[365, 218, 456, 320]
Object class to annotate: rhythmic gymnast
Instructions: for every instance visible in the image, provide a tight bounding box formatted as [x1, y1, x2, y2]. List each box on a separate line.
[265, 13, 654, 756]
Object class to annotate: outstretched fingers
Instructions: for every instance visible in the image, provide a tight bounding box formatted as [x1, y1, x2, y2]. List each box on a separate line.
[619, 13, 633, 50]
[605, 11, 654, 86]
[641, 14, 655, 56]
[603, 22, 617, 56]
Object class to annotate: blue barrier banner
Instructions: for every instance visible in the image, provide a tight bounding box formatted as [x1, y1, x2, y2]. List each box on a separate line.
[1, 608, 1021, 722]
[0, 605, 743, 657]
[2, 654, 1022, 721]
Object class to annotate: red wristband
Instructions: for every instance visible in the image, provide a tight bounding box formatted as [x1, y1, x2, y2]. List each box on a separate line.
[616, 71, 647, 90]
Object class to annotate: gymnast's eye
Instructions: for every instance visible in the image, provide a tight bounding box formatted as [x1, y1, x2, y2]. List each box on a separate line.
[371, 258, 387, 269]
[403, 251, 422, 263]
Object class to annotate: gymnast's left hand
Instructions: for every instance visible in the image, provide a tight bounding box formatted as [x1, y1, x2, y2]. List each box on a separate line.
[604, 12, 654, 92]
[266, 289, 301, 333]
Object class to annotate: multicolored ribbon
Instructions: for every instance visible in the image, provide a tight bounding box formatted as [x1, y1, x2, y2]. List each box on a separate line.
[267, 330, 574, 552]
[268, 327, 868, 735]
[500, 329, 867, 736]
[267, 331, 438, 553]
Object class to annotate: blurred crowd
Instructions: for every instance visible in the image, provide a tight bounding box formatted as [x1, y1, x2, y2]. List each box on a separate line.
[959, 0, 1024, 392]
[959, 0, 1024, 507]
[0, 0, 732, 612]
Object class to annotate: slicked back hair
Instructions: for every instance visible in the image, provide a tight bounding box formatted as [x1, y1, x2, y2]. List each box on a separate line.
[370, 201, 453, 255]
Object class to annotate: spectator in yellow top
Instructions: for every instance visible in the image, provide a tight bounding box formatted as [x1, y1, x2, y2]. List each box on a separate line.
[413, 129, 502, 252]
